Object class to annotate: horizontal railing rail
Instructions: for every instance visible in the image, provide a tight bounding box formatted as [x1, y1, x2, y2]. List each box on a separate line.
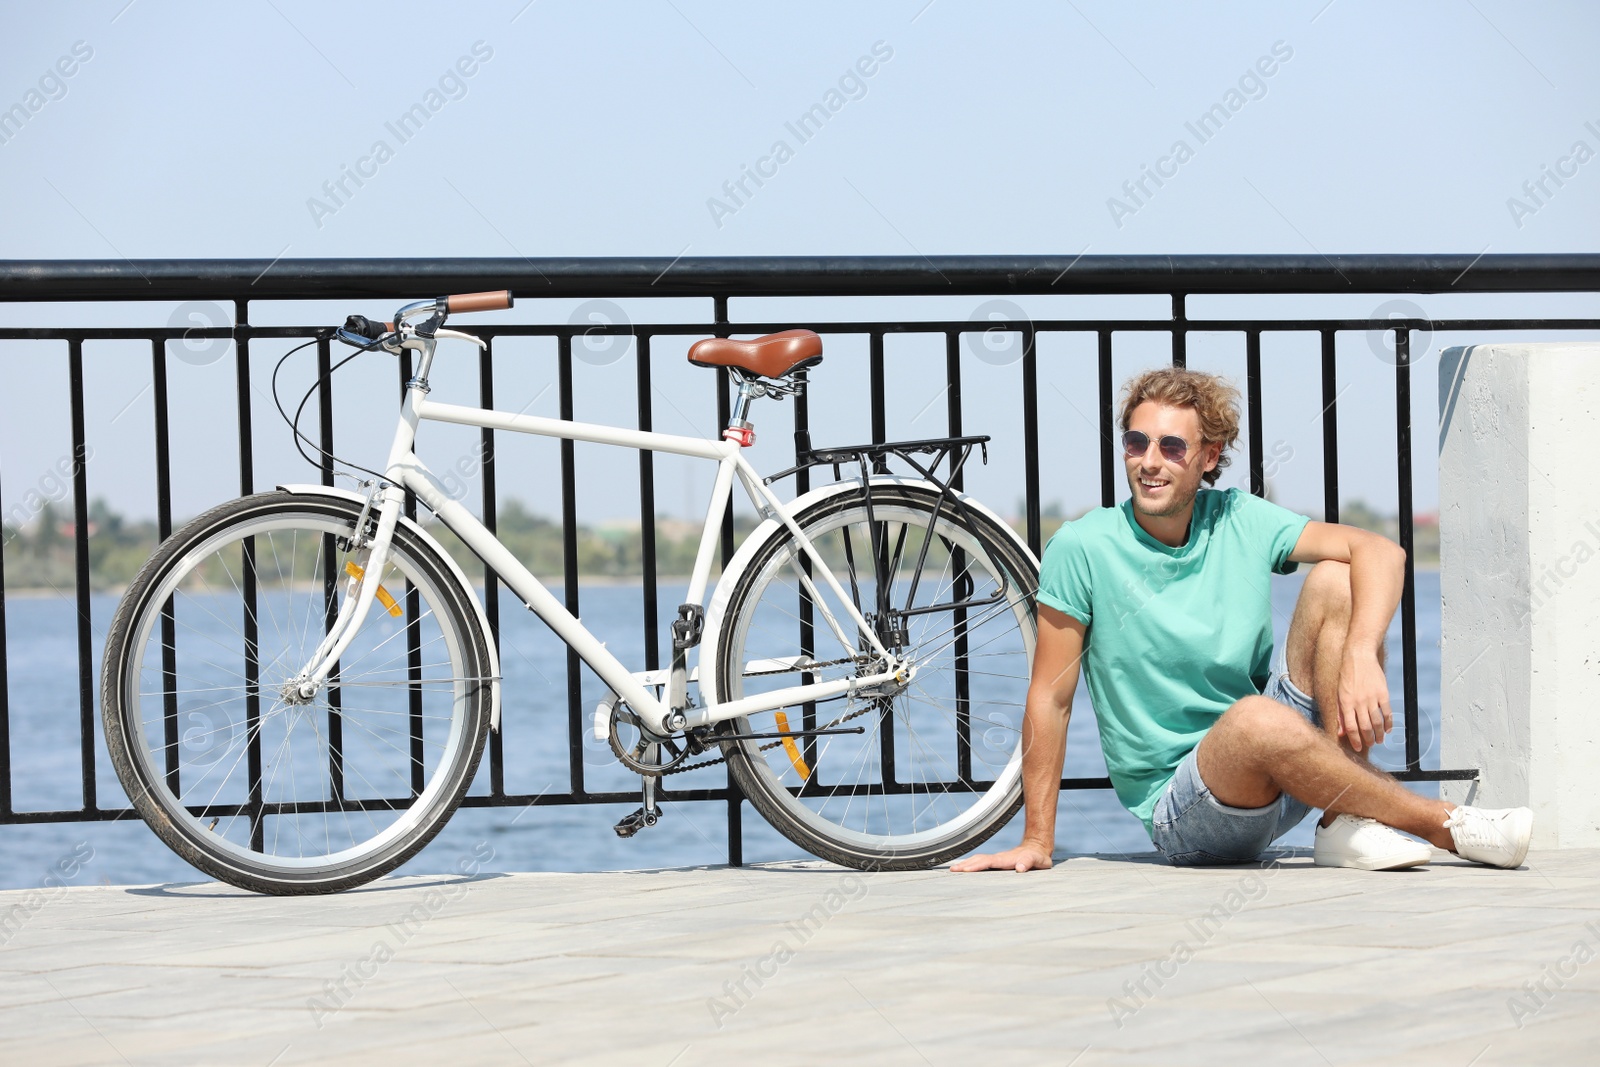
[4, 253, 1600, 299]
[3, 255, 1596, 866]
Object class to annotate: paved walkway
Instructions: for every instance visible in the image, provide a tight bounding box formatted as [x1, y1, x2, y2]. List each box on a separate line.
[2, 847, 1598, 1066]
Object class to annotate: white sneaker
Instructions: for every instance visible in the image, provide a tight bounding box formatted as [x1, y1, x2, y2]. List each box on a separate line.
[1442, 805, 1534, 868]
[1313, 814, 1433, 871]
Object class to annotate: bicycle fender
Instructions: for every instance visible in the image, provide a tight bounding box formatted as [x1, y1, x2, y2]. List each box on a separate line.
[276, 484, 504, 732]
[699, 476, 1034, 707]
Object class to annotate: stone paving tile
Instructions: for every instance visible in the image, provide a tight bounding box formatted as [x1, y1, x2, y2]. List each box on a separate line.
[412, 962, 690, 1005]
[593, 1029, 927, 1067]
[0, 981, 139, 1020]
[1417, 900, 1600, 927]
[1208, 986, 1539, 1063]
[1088, 979, 1536, 1062]
[419, 996, 706, 1059]
[145, 932, 454, 971]
[1149, 936, 1399, 968]
[192, 1014, 514, 1066]
[250, 959, 551, 1001]
[744, 1000, 1101, 1062]
[1240, 959, 1480, 1005]
[1090, 994, 1366, 1056]
[323, 931, 582, 968]
[0, 1031, 197, 1067]
[1353, 995, 1600, 1066]
[1424, 932, 1600, 974]
[3, 961, 240, 1000]
[679, 992, 960, 1053]
[1295, 913, 1581, 951]
[307, 1025, 551, 1067]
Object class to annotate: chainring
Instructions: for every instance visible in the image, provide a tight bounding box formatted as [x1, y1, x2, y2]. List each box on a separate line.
[607, 704, 692, 776]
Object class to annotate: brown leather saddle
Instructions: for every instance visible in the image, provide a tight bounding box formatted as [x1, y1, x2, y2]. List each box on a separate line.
[687, 329, 823, 379]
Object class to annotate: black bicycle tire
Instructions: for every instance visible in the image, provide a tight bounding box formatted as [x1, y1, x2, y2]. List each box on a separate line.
[713, 483, 1036, 870]
[100, 491, 492, 895]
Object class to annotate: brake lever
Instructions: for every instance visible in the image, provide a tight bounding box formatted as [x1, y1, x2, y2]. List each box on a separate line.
[432, 327, 488, 350]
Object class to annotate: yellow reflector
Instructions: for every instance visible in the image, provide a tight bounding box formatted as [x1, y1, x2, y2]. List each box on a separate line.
[344, 560, 403, 617]
[774, 711, 811, 781]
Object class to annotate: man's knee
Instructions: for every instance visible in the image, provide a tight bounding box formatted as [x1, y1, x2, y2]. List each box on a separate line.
[1217, 696, 1318, 756]
[1295, 559, 1387, 670]
[1300, 559, 1352, 619]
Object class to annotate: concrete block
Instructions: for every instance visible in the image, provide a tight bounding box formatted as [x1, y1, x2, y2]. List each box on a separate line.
[1438, 343, 1600, 847]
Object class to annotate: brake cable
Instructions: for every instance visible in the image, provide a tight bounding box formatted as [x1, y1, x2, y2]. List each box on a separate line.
[270, 332, 389, 484]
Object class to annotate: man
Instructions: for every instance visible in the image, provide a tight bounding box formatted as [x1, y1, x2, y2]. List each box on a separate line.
[953, 367, 1532, 874]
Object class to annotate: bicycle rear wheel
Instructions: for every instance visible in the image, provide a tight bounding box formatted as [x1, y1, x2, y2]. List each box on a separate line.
[708, 483, 1037, 870]
[100, 492, 492, 895]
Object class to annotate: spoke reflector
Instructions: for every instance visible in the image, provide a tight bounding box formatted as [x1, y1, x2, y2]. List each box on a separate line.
[345, 560, 404, 618]
[774, 711, 812, 781]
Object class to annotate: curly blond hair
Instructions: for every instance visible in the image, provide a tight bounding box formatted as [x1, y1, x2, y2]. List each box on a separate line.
[1118, 368, 1241, 487]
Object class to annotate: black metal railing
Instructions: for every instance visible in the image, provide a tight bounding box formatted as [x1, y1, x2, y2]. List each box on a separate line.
[4, 253, 1600, 864]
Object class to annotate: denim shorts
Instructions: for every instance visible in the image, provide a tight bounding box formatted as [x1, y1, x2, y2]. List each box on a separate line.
[1149, 645, 1321, 866]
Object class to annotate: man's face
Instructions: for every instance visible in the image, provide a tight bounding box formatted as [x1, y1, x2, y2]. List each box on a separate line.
[1124, 401, 1221, 519]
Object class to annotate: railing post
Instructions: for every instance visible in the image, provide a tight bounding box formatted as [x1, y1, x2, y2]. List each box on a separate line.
[1394, 328, 1419, 769]
[1021, 327, 1041, 557]
[557, 334, 584, 799]
[67, 339, 96, 813]
[151, 338, 181, 792]
[0, 445, 9, 818]
[713, 294, 743, 867]
[1245, 329, 1264, 497]
[1098, 330, 1115, 507]
[480, 336, 505, 799]
[230, 302, 263, 850]
[1319, 329, 1340, 524]
[1171, 293, 1187, 368]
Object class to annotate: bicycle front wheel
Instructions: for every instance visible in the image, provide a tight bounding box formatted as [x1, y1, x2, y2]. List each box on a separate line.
[100, 492, 492, 895]
[709, 483, 1037, 870]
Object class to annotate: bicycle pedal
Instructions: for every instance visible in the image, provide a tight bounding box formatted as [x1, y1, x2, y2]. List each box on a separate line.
[613, 806, 661, 839]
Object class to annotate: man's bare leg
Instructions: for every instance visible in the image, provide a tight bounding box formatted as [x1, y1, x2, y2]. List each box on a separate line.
[1196, 697, 1455, 850]
[1283, 560, 1385, 826]
[1203, 560, 1454, 850]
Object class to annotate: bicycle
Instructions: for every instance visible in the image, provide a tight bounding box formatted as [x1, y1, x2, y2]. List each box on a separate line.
[100, 291, 1040, 894]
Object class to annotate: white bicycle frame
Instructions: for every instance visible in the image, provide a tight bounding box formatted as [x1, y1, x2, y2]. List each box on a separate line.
[295, 331, 901, 737]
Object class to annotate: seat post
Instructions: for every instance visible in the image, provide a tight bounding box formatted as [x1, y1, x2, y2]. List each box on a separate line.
[725, 375, 761, 447]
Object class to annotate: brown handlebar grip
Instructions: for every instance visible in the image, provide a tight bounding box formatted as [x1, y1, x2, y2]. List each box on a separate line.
[445, 290, 513, 313]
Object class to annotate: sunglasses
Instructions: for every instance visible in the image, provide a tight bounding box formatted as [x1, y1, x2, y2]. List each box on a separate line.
[1122, 429, 1191, 463]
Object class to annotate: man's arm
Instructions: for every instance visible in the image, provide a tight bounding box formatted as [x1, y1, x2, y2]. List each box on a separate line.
[950, 604, 1087, 872]
[1287, 520, 1407, 751]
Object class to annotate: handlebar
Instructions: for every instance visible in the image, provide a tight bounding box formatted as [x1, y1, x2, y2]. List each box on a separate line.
[446, 290, 513, 313]
[336, 290, 512, 350]
[342, 315, 392, 341]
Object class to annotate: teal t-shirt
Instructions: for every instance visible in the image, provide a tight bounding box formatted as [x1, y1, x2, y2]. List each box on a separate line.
[1037, 488, 1310, 835]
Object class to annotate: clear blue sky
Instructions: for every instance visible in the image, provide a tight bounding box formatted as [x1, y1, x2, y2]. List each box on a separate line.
[2, 0, 1598, 525]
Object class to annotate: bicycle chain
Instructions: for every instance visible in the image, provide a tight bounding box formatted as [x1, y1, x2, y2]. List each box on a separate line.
[621, 652, 884, 777]
[661, 700, 879, 775]
[659, 662, 884, 776]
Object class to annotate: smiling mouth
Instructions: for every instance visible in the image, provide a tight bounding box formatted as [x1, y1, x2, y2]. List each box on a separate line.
[1139, 478, 1170, 491]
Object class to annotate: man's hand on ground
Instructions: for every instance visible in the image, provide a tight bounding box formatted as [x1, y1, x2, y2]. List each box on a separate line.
[1337, 651, 1393, 752]
[949, 843, 1054, 872]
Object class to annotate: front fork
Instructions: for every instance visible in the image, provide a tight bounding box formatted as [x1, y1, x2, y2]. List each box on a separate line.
[288, 484, 406, 701]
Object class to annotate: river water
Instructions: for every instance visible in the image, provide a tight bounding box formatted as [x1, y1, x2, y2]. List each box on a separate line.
[0, 568, 1441, 890]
